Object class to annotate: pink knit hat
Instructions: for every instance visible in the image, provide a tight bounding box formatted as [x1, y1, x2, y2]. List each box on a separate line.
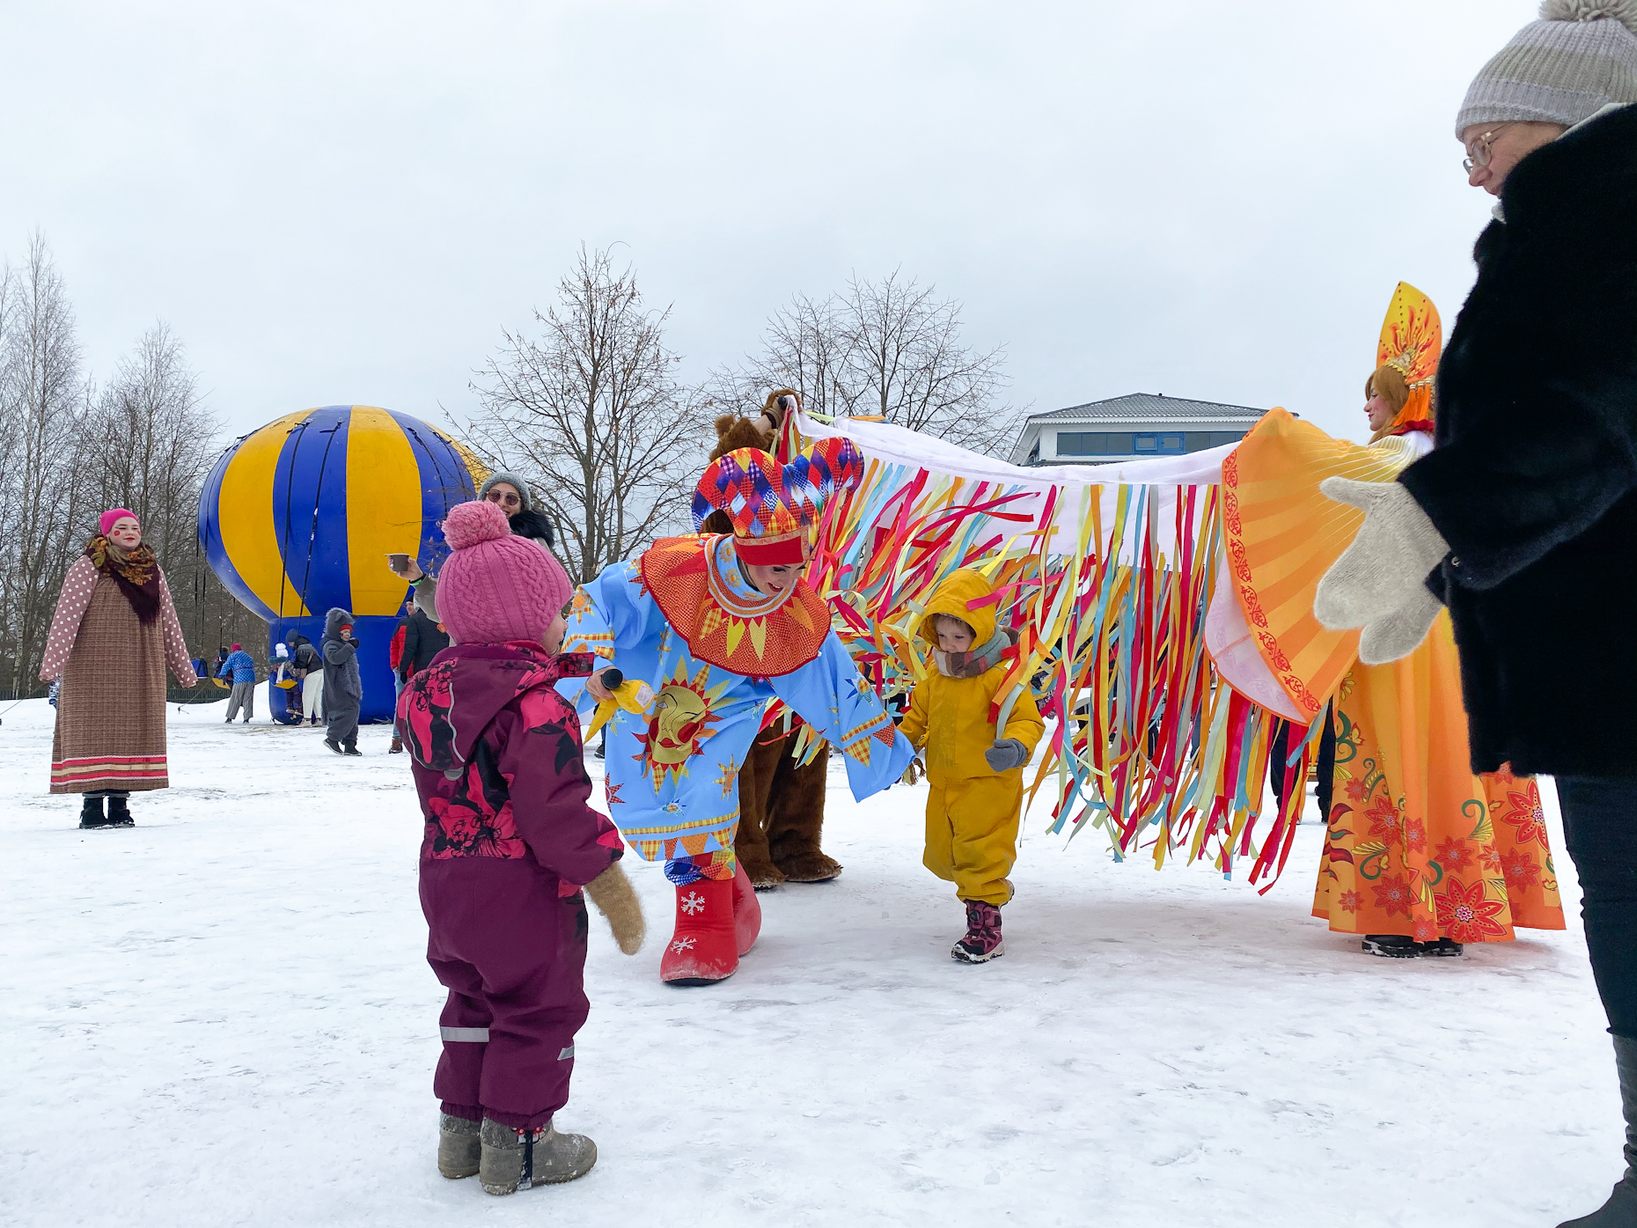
[100, 508, 138, 536]
[436, 500, 573, 645]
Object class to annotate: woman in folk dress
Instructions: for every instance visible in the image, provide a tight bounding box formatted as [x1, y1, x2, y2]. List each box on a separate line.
[40, 508, 197, 828]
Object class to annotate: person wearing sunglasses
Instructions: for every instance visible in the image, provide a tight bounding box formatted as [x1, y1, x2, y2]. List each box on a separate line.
[1314, 3, 1637, 1224]
[391, 470, 558, 621]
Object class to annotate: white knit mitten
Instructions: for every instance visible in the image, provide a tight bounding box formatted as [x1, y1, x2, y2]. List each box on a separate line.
[1357, 587, 1442, 664]
[1314, 478, 1448, 630]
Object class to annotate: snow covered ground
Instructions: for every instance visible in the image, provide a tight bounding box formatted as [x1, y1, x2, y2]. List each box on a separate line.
[0, 696, 1617, 1227]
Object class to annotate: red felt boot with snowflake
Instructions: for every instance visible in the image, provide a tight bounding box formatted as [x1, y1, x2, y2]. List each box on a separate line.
[731, 859, 761, 957]
[660, 878, 738, 986]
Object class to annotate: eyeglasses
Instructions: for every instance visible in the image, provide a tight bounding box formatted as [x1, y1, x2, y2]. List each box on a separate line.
[484, 490, 521, 508]
[1462, 124, 1512, 174]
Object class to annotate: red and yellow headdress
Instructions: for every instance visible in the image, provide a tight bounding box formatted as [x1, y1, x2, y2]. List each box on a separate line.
[1369, 281, 1442, 442]
[691, 438, 864, 566]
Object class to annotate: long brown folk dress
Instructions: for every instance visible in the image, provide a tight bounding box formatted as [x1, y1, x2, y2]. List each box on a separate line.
[41, 556, 196, 794]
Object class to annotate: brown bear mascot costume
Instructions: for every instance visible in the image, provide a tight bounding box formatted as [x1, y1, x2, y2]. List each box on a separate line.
[701, 389, 842, 888]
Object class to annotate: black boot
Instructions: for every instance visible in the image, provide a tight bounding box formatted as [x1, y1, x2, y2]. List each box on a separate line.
[78, 795, 107, 830]
[1558, 1035, 1637, 1227]
[1361, 934, 1420, 958]
[1418, 938, 1464, 958]
[106, 795, 133, 828]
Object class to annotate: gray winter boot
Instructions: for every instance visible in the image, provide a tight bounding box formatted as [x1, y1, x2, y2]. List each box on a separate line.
[478, 1117, 597, 1194]
[1559, 1035, 1637, 1227]
[437, 1113, 480, 1179]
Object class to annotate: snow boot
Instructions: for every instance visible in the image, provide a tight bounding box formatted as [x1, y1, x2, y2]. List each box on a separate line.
[660, 877, 738, 985]
[478, 1118, 596, 1194]
[731, 859, 762, 957]
[952, 900, 1004, 963]
[78, 795, 107, 830]
[389, 734, 404, 754]
[1361, 934, 1420, 958]
[106, 796, 133, 828]
[324, 737, 344, 755]
[1558, 1036, 1637, 1227]
[437, 1113, 481, 1179]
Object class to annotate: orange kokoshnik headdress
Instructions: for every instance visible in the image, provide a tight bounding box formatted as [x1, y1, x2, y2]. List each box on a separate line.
[1367, 280, 1442, 443]
[691, 438, 864, 565]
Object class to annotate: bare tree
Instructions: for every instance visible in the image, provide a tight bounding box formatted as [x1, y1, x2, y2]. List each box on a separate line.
[84, 323, 218, 558]
[81, 323, 243, 661]
[0, 233, 88, 694]
[0, 236, 239, 698]
[720, 268, 1016, 452]
[465, 245, 704, 583]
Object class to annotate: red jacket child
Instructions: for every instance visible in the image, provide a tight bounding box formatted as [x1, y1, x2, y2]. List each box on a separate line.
[398, 499, 642, 1195]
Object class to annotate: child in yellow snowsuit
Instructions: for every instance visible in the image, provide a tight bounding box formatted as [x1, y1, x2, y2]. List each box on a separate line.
[898, 569, 1043, 963]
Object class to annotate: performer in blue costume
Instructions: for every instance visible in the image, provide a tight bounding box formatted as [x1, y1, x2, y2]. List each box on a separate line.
[564, 440, 914, 985]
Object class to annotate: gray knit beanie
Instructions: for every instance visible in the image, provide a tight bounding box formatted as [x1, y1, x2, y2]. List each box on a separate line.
[477, 469, 532, 513]
[1456, 0, 1637, 135]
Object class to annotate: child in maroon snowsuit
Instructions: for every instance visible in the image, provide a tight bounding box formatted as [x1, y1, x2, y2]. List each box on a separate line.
[399, 499, 641, 1195]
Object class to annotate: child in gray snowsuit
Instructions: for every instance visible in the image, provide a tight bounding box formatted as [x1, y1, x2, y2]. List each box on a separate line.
[321, 607, 362, 755]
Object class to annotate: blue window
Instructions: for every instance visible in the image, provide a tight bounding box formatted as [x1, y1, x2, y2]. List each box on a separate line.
[1132, 432, 1185, 454]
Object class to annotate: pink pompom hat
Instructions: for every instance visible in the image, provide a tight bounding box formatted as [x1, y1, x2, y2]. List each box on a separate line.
[435, 500, 573, 645]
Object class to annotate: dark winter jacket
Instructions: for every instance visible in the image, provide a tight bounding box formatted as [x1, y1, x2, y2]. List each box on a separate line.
[398, 607, 450, 681]
[321, 607, 362, 709]
[509, 508, 555, 547]
[1400, 103, 1637, 778]
[399, 641, 620, 885]
[286, 634, 322, 677]
[216, 650, 255, 685]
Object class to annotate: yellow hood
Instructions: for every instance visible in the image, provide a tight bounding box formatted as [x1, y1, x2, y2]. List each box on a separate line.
[918, 569, 999, 646]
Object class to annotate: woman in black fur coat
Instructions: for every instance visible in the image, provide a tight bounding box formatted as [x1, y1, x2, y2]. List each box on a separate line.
[1316, 4, 1637, 1224]
[1315, 4, 1637, 1224]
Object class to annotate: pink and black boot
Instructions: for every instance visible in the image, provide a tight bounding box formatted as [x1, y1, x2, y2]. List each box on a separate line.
[952, 900, 1004, 963]
[660, 877, 738, 986]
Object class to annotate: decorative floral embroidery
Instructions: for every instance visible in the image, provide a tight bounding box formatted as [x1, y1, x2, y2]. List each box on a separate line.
[1435, 878, 1509, 944]
[1317, 691, 1560, 943]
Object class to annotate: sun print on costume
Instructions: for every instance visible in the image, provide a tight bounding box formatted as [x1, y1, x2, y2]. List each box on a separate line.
[633, 660, 732, 792]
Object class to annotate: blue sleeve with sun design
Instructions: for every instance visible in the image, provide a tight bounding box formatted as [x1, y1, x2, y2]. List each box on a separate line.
[766, 630, 915, 801]
[561, 559, 650, 713]
[562, 543, 909, 868]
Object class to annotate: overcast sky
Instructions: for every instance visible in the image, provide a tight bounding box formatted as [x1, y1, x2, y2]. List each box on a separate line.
[4, 0, 1537, 451]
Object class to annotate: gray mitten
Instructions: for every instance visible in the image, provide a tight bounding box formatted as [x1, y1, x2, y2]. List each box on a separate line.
[984, 739, 1029, 772]
[1314, 478, 1448, 630]
[583, 861, 645, 955]
[1358, 586, 1441, 664]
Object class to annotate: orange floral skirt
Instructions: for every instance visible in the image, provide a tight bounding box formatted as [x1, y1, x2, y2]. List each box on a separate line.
[1312, 612, 1564, 942]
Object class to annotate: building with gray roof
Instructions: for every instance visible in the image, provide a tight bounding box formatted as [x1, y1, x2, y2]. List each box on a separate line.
[1009, 393, 1268, 466]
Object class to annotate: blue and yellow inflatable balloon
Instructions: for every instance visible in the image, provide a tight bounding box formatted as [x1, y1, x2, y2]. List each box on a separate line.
[198, 406, 483, 724]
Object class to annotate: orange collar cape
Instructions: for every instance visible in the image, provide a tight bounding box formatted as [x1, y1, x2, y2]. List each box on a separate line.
[647, 435, 864, 677]
[639, 534, 831, 678]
